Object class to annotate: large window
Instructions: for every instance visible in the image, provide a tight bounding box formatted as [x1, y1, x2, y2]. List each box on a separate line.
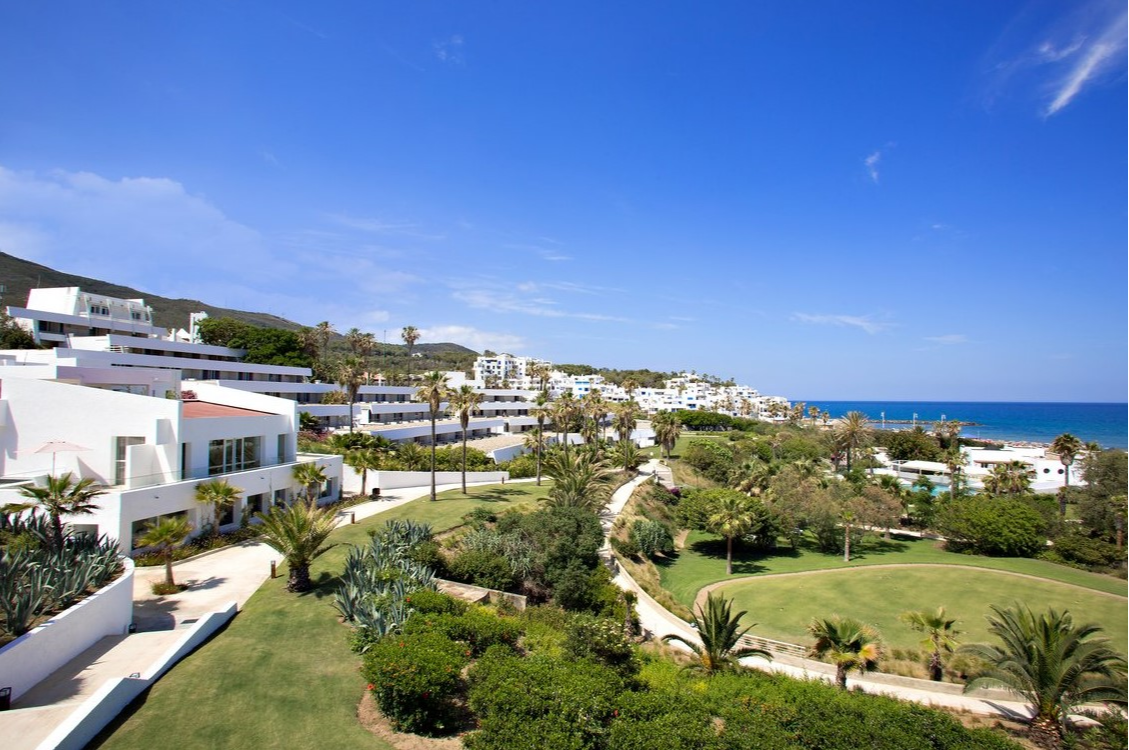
[114, 436, 145, 485]
[208, 436, 260, 476]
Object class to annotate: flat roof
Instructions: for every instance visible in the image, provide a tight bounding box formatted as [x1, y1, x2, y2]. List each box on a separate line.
[182, 401, 275, 419]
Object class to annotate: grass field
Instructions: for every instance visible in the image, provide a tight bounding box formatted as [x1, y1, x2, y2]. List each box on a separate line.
[716, 566, 1129, 652]
[92, 481, 548, 750]
[658, 531, 1128, 606]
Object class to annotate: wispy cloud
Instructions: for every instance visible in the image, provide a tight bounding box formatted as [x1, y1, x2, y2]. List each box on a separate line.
[864, 151, 882, 183]
[418, 325, 524, 353]
[924, 334, 968, 345]
[454, 287, 629, 323]
[433, 35, 465, 65]
[325, 213, 446, 240]
[792, 312, 890, 335]
[985, 0, 1127, 116]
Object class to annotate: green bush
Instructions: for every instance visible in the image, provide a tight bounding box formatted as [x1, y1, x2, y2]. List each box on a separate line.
[607, 690, 726, 750]
[682, 439, 736, 483]
[448, 549, 517, 591]
[361, 631, 469, 735]
[564, 613, 639, 677]
[935, 496, 1046, 557]
[402, 607, 522, 656]
[406, 589, 468, 616]
[497, 453, 538, 479]
[1042, 530, 1125, 571]
[465, 652, 624, 750]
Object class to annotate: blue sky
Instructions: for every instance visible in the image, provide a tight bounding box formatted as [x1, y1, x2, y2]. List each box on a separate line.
[1, 1, 1125, 401]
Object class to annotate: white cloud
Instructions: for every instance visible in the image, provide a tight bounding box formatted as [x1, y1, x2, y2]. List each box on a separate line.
[325, 213, 445, 240]
[864, 151, 881, 183]
[418, 325, 523, 353]
[433, 35, 465, 65]
[453, 287, 629, 322]
[792, 312, 889, 335]
[924, 334, 968, 345]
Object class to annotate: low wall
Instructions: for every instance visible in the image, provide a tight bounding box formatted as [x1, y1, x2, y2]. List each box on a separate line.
[38, 602, 238, 750]
[487, 443, 527, 463]
[360, 470, 509, 492]
[0, 559, 135, 702]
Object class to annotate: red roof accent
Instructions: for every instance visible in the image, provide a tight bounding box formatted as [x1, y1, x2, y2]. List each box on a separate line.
[182, 401, 275, 419]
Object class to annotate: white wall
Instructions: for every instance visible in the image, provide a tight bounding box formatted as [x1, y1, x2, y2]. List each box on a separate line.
[361, 469, 509, 492]
[0, 559, 134, 701]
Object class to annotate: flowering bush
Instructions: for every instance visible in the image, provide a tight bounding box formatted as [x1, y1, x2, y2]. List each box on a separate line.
[402, 606, 522, 657]
[361, 631, 469, 735]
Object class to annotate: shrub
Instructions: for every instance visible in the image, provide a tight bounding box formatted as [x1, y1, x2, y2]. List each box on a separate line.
[462, 507, 498, 527]
[607, 690, 725, 750]
[465, 652, 624, 750]
[406, 589, 468, 616]
[448, 549, 516, 591]
[681, 439, 736, 483]
[935, 496, 1046, 557]
[1042, 530, 1125, 571]
[150, 581, 183, 595]
[610, 535, 641, 558]
[361, 631, 469, 735]
[564, 613, 639, 677]
[630, 519, 674, 558]
[402, 607, 522, 656]
[497, 453, 538, 479]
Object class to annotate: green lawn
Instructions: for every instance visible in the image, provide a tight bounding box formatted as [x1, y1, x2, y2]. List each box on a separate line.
[718, 566, 1128, 653]
[92, 481, 549, 750]
[657, 531, 1128, 607]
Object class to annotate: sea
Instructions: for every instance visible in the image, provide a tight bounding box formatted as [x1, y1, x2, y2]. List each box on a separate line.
[800, 401, 1128, 450]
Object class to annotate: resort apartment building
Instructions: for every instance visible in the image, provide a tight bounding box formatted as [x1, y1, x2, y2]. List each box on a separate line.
[472, 353, 551, 390]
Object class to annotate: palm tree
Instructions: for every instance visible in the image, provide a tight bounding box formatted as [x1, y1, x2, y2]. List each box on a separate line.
[334, 356, 365, 432]
[983, 461, 1031, 496]
[662, 593, 770, 674]
[611, 400, 639, 443]
[621, 378, 639, 398]
[900, 607, 961, 681]
[415, 371, 448, 500]
[292, 462, 327, 506]
[311, 321, 335, 373]
[194, 479, 243, 534]
[551, 392, 579, 457]
[580, 389, 606, 444]
[942, 446, 968, 499]
[1051, 433, 1084, 517]
[609, 439, 643, 471]
[344, 448, 382, 497]
[13, 472, 105, 550]
[529, 392, 551, 485]
[447, 384, 484, 494]
[707, 491, 755, 575]
[137, 516, 193, 588]
[542, 449, 615, 512]
[834, 412, 872, 472]
[808, 616, 882, 689]
[393, 442, 429, 471]
[255, 502, 338, 593]
[959, 605, 1127, 746]
[652, 411, 682, 459]
[400, 325, 420, 358]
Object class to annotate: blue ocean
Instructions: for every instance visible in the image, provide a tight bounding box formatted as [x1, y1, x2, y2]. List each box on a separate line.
[800, 401, 1128, 449]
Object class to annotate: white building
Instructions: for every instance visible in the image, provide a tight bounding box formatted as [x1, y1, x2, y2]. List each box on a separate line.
[472, 353, 551, 390]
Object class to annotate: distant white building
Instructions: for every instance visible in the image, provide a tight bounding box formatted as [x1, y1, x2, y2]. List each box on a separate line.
[473, 353, 551, 390]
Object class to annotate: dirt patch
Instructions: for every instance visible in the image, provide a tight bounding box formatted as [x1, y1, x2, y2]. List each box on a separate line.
[357, 691, 466, 750]
[674, 529, 689, 550]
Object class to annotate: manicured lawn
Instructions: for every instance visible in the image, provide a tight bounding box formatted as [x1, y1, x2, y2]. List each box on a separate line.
[657, 531, 1128, 607]
[92, 481, 550, 750]
[718, 566, 1129, 653]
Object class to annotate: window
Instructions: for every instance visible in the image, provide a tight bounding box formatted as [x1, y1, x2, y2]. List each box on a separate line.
[277, 434, 289, 463]
[208, 436, 260, 475]
[114, 436, 145, 485]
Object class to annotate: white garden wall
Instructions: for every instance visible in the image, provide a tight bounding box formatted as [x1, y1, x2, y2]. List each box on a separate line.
[348, 469, 509, 493]
[0, 559, 135, 701]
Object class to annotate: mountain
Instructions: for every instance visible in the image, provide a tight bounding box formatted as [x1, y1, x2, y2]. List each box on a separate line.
[0, 251, 477, 357]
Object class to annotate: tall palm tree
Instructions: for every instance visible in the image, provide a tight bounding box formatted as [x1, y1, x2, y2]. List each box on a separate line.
[707, 491, 755, 575]
[621, 378, 639, 398]
[808, 616, 882, 689]
[942, 446, 967, 499]
[137, 516, 193, 588]
[13, 472, 105, 550]
[959, 605, 1127, 746]
[414, 371, 448, 500]
[344, 448, 382, 497]
[662, 593, 770, 674]
[335, 356, 365, 432]
[542, 449, 615, 512]
[400, 325, 420, 358]
[900, 607, 961, 681]
[194, 479, 243, 534]
[611, 400, 639, 443]
[551, 392, 579, 457]
[292, 462, 327, 506]
[313, 320, 335, 368]
[447, 384, 484, 494]
[983, 461, 1031, 496]
[834, 412, 872, 472]
[529, 392, 551, 485]
[609, 439, 644, 471]
[255, 502, 338, 593]
[652, 411, 682, 459]
[580, 388, 606, 444]
[393, 442, 429, 471]
[1051, 433, 1084, 517]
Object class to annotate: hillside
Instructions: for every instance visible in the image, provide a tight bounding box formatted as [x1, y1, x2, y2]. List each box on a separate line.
[0, 251, 305, 332]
